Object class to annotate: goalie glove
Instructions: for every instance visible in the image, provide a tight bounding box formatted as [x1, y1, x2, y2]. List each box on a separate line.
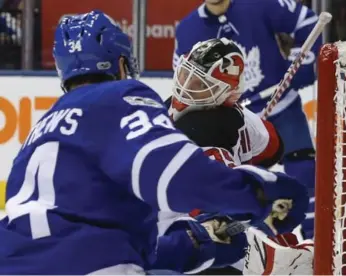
[243, 230, 314, 275]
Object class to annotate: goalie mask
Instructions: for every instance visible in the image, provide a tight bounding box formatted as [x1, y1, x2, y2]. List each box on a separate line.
[173, 38, 245, 106]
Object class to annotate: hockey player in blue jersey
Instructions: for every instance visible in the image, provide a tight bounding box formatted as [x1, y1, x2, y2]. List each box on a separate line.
[173, 0, 320, 239]
[0, 10, 308, 274]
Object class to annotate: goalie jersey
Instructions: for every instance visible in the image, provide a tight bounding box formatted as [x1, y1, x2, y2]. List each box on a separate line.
[0, 79, 269, 274]
[167, 97, 284, 168]
[173, 0, 322, 114]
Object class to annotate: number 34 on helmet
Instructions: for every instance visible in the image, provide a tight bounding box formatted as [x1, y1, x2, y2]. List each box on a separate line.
[173, 37, 245, 106]
[53, 10, 139, 92]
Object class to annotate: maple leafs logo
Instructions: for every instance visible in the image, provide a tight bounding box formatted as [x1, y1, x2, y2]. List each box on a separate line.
[233, 42, 265, 93]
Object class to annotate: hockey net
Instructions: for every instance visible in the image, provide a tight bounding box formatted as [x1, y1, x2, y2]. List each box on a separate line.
[314, 42, 346, 275]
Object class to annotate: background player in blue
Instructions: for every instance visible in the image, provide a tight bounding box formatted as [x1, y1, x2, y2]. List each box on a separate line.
[173, 0, 321, 239]
[0, 10, 308, 275]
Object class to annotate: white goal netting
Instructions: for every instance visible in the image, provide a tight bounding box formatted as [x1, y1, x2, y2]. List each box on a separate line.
[332, 41, 346, 275]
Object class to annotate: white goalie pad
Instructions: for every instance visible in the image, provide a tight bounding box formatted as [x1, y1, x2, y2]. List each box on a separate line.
[243, 228, 314, 275]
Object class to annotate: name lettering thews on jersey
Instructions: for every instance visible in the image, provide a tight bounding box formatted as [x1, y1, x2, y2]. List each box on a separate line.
[22, 108, 83, 149]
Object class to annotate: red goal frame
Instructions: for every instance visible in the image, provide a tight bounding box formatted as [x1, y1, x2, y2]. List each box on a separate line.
[314, 43, 346, 275]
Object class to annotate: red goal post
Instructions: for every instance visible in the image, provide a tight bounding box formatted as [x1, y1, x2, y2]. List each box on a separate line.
[314, 42, 346, 275]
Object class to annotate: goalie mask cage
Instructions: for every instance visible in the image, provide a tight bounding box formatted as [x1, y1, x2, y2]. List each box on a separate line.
[314, 42, 346, 275]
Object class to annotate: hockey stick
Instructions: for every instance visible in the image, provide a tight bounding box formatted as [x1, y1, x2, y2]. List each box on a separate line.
[261, 12, 332, 119]
[240, 84, 278, 107]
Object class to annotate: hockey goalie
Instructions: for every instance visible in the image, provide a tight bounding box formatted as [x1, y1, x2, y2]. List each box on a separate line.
[152, 37, 314, 275]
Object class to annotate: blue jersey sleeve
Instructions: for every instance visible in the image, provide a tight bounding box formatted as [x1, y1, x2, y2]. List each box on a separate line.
[173, 13, 202, 70]
[265, 0, 317, 40]
[153, 223, 208, 273]
[91, 80, 264, 217]
[173, 21, 190, 69]
[266, 0, 322, 87]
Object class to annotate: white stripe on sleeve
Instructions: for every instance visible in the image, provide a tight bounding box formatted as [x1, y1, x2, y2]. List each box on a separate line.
[294, 6, 318, 32]
[296, 15, 318, 31]
[157, 143, 199, 211]
[131, 133, 190, 201]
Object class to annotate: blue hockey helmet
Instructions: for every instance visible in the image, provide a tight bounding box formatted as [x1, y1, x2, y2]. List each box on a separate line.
[53, 10, 138, 90]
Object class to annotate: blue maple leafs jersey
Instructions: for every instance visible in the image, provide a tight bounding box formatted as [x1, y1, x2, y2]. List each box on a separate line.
[173, 0, 322, 114]
[0, 79, 266, 274]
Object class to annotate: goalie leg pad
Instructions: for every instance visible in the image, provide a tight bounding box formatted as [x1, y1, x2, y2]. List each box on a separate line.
[243, 231, 314, 275]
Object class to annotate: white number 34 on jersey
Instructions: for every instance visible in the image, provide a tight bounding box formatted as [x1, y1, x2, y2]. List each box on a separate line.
[120, 110, 174, 140]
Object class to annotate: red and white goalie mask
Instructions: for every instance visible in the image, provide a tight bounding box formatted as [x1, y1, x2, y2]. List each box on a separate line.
[173, 37, 245, 106]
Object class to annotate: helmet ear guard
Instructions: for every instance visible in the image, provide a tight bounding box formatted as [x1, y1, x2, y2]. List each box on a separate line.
[122, 54, 139, 80]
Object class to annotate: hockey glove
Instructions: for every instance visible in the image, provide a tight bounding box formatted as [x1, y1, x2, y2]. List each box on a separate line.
[235, 165, 309, 236]
[186, 213, 247, 269]
[154, 214, 245, 273]
[275, 33, 294, 59]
